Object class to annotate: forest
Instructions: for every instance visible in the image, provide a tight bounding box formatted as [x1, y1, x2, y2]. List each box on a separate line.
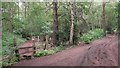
[1, 1, 119, 67]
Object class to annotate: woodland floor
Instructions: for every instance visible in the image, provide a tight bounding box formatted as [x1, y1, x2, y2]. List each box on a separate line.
[13, 34, 118, 66]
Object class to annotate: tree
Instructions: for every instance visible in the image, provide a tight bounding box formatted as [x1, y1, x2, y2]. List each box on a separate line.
[69, 1, 75, 45]
[23, 2, 26, 18]
[52, 1, 59, 46]
[118, 2, 120, 35]
[8, 3, 13, 33]
[101, 0, 107, 35]
[17, 2, 19, 17]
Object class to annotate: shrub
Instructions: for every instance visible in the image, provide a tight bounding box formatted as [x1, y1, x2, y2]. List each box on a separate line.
[88, 29, 104, 39]
[53, 45, 65, 52]
[34, 45, 65, 57]
[80, 34, 93, 44]
[80, 28, 104, 44]
[2, 32, 26, 47]
[34, 50, 55, 57]
[2, 31, 26, 66]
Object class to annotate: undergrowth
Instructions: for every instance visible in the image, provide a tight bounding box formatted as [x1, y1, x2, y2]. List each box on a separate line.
[2, 31, 26, 66]
[34, 45, 65, 57]
[80, 28, 104, 44]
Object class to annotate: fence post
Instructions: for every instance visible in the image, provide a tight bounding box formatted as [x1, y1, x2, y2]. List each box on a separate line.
[13, 37, 20, 61]
[32, 38, 36, 55]
[44, 35, 49, 50]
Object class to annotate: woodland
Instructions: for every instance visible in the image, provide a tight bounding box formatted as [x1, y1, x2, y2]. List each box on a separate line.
[1, 1, 119, 66]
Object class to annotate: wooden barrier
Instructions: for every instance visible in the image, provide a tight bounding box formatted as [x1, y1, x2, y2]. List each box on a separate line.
[13, 37, 36, 60]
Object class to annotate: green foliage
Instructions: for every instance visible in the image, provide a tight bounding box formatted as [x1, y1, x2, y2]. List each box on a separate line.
[1, 2, 118, 66]
[2, 31, 26, 47]
[80, 28, 104, 44]
[12, 16, 26, 34]
[53, 45, 65, 52]
[88, 29, 104, 39]
[2, 55, 18, 66]
[80, 34, 93, 44]
[24, 3, 52, 36]
[34, 45, 64, 57]
[34, 50, 55, 57]
[58, 3, 70, 42]
[2, 31, 26, 57]
[106, 3, 118, 34]
[2, 31, 26, 66]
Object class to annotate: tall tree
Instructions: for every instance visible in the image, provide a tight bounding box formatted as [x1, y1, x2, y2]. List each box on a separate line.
[17, 2, 19, 17]
[118, 2, 120, 35]
[21, 1, 26, 19]
[69, 1, 75, 45]
[24, 2, 26, 18]
[8, 3, 13, 33]
[52, 1, 59, 46]
[102, 0, 107, 35]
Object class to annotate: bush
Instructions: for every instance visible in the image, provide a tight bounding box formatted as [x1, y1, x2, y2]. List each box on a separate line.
[2, 32, 26, 55]
[2, 55, 18, 66]
[80, 34, 93, 44]
[80, 28, 104, 44]
[2, 31, 26, 66]
[34, 50, 55, 57]
[53, 45, 65, 52]
[88, 29, 104, 39]
[2, 32, 26, 47]
[34, 45, 65, 57]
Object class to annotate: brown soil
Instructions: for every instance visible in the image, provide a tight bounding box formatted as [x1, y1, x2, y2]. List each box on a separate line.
[13, 35, 118, 66]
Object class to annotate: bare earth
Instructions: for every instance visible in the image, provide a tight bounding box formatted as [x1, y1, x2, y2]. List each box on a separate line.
[13, 35, 118, 66]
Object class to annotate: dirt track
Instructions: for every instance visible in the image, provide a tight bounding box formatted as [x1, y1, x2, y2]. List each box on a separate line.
[13, 35, 118, 66]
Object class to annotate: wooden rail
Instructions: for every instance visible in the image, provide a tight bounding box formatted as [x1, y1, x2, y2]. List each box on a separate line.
[1, 38, 36, 61]
[13, 37, 36, 60]
[17, 46, 35, 49]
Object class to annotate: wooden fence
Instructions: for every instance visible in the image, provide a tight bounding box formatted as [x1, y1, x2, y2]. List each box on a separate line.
[1, 35, 53, 61]
[13, 37, 36, 60]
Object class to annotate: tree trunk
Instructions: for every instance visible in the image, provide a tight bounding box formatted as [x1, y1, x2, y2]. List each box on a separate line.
[9, 4, 13, 33]
[0, 6, 2, 39]
[102, 0, 107, 35]
[52, 1, 59, 46]
[24, 2, 26, 18]
[27, 2, 30, 17]
[69, 1, 75, 45]
[118, 2, 120, 35]
[44, 35, 49, 50]
[18, 2, 19, 17]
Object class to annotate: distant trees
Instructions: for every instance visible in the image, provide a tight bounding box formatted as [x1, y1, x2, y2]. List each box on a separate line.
[2, 2, 118, 46]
